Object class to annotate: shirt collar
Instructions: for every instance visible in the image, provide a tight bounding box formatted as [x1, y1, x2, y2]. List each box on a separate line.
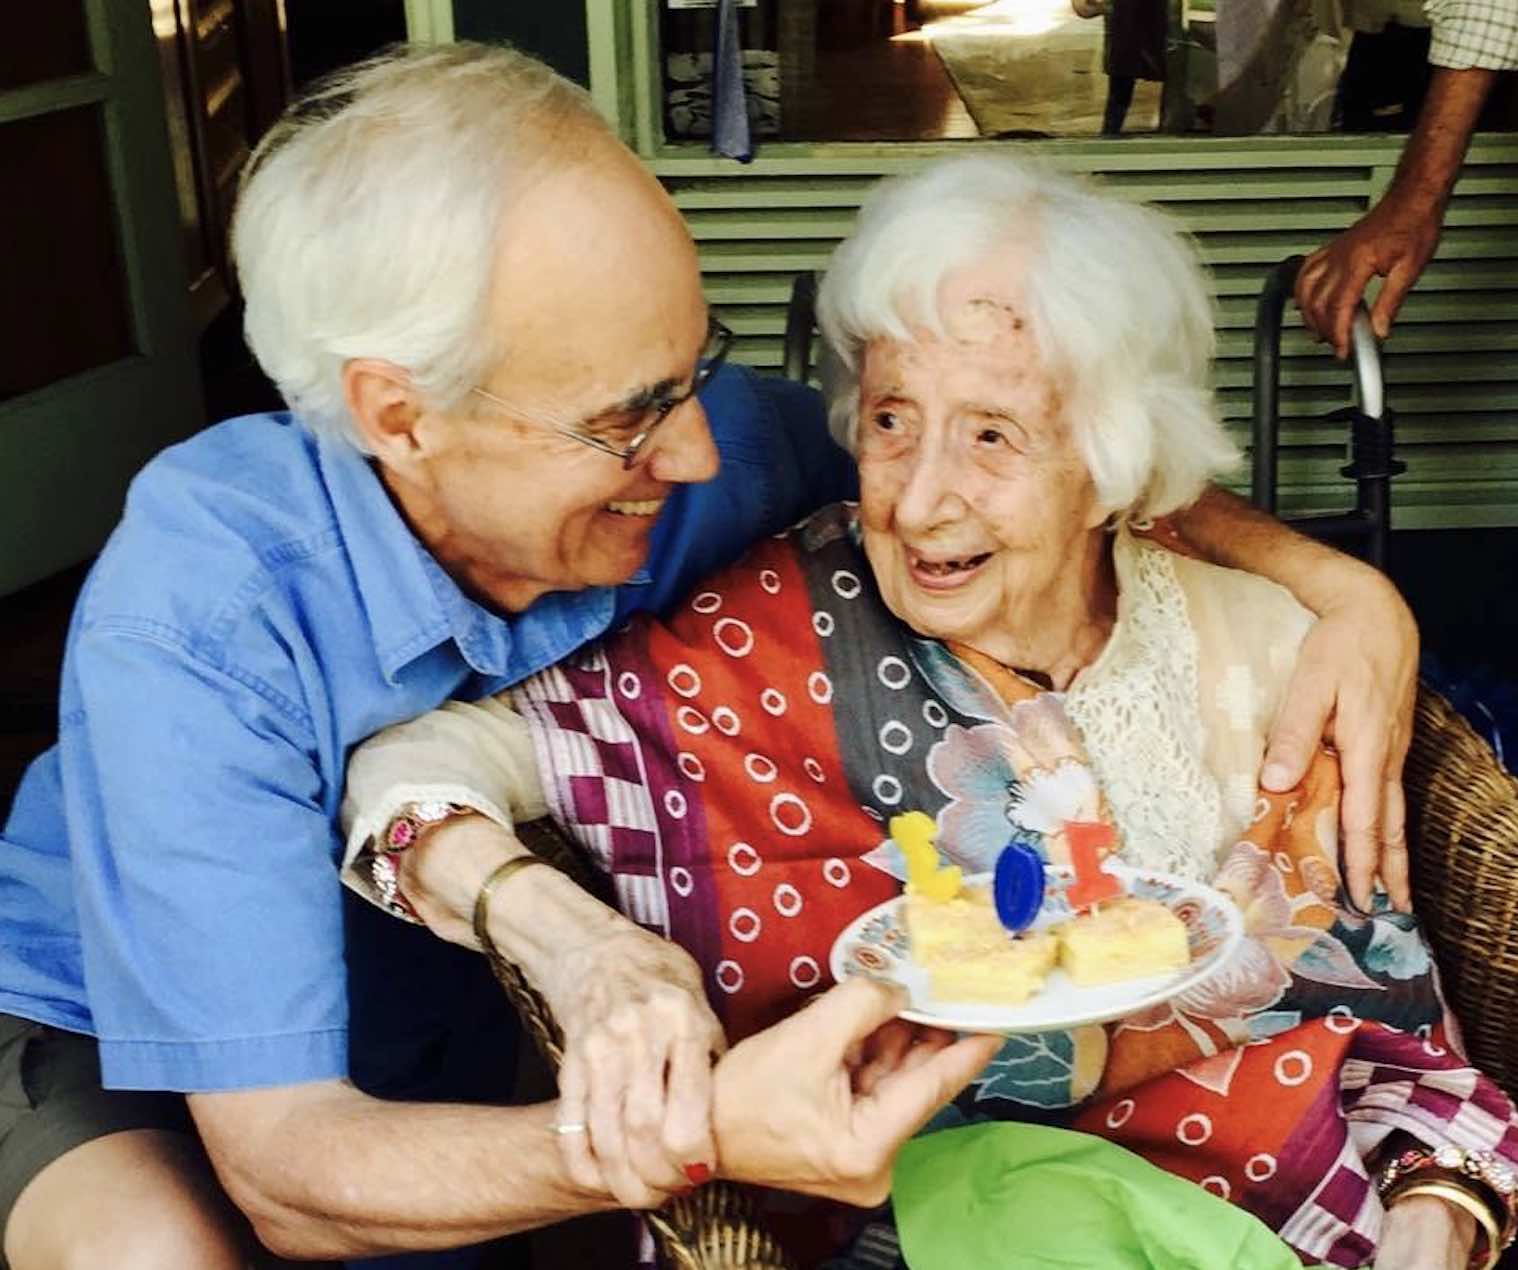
[316, 433, 625, 684]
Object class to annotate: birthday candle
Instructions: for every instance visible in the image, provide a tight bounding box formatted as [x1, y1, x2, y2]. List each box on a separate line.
[891, 811, 962, 901]
[1064, 820, 1122, 911]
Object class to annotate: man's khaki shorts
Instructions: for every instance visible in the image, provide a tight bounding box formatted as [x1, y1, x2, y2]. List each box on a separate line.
[0, 1013, 190, 1264]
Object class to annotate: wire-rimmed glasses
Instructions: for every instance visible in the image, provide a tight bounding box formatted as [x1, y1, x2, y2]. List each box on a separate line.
[470, 319, 734, 469]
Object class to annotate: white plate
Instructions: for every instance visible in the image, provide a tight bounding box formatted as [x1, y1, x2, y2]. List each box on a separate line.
[827, 863, 1245, 1034]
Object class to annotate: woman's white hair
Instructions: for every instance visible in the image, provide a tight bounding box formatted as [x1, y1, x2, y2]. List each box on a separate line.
[232, 42, 608, 448]
[817, 153, 1239, 520]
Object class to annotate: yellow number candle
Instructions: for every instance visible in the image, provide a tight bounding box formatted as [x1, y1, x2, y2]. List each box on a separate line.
[890, 811, 962, 902]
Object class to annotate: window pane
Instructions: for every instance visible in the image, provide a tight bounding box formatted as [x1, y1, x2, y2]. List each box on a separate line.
[660, 0, 1456, 141]
[0, 0, 93, 92]
[0, 107, 135, 402]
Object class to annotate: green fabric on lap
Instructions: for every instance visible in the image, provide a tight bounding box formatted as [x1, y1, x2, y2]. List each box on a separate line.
[893, 1123, 1311, 1270]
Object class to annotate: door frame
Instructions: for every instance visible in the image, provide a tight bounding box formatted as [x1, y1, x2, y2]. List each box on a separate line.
[0, 0, 202, 594]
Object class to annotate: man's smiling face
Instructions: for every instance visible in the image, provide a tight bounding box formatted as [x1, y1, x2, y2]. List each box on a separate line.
[392, 130, 720, 613]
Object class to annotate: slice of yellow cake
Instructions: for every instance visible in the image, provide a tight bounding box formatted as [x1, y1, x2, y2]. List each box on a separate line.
[905, 884, 999, 961]
[927, 929, 1059, 1005]
[906, 885, 1058, 1005]
[1056, 897, 1189, 987]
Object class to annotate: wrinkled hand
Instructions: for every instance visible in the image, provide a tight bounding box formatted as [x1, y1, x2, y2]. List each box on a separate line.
[543, 923, 725, 1209]
[1296, 186, 1442, 358]
[713, 978, 1002, 1206]
[1375, 1193, 1477, 1269]
[1261, 567, 1418, 912]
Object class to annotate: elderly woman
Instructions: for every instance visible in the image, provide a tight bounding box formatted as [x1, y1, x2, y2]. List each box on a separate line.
[344, 155, 1517, 1269]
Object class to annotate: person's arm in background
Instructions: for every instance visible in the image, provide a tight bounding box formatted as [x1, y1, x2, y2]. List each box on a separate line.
[1169, 488, 1419, 913]
[1297, 0, 1518, 356]
[1296, 67, 1497, 357]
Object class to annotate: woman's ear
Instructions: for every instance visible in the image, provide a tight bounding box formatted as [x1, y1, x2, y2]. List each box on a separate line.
[342, 359, 425, 462]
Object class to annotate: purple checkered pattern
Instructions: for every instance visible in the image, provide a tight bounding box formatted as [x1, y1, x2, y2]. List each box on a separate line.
[1274, 1026, 1518, 1266]
[1278, 1135, 1379, 1267]
[513, 660, 670, 935]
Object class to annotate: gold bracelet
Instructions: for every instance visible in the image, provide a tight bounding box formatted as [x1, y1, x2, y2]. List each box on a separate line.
[1386, 1179, 1503, 1270]
[472, 854, 551, 957]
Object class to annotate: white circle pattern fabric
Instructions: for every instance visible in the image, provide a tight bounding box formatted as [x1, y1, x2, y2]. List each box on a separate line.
[667, 664, 702, 698]
[727, 842, 762, 876]
[713, 618, 755, 658]
[744, 753, 778, 783]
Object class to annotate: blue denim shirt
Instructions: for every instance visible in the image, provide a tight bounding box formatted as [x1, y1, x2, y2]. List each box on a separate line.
[0, 363, 855, 1092]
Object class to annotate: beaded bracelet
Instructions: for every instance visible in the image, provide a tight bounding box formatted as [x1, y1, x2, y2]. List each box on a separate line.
[1377, 1145, 1517, 1270]
[371, 799, 474, 922]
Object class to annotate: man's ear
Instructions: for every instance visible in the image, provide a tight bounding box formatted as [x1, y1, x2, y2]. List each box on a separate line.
[342, 359, 425, 462]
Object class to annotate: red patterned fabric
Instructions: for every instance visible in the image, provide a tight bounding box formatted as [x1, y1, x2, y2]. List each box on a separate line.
[512, 507, 1517, 1267]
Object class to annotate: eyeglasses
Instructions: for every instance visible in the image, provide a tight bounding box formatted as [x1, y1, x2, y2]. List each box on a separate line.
[470, 319, 734, 469]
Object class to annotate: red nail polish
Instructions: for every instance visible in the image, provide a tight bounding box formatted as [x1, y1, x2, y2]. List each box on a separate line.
[683, 1162, 712, 1186]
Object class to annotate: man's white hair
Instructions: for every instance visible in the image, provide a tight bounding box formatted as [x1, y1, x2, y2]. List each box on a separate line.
[232, 42, 608, 448]
[817, 153, 1239, 520]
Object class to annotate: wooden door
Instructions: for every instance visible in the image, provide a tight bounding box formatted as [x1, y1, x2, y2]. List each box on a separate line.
[0, 0, 202, 595]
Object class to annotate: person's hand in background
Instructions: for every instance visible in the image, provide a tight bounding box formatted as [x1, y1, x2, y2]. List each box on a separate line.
[1295, 66, 1498, 358]
[1295, 185, 1441, 359]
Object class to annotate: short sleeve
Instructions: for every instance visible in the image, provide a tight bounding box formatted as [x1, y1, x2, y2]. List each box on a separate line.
[752, 370, 860, 523]
[63, 623, 349, 1091]
[1425, 0, 1518, 69]
[629, 365, 859, 618]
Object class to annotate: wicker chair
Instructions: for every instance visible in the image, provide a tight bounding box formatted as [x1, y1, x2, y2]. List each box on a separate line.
[1404, 687, 1518, 1095]
[487, 685, 1518, 1268]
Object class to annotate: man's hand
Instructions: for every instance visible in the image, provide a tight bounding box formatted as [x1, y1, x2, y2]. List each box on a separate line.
[712, 978, 1002, 1206]
[1295, 66, 1498, 359]
[1261, 568, 1419, 912]
[542, 925, 725, 1210]
[1295, 186, 1441, 359]
[1375, 1193, 1477, 1270]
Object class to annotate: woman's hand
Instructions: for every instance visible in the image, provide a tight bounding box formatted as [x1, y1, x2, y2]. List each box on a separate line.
[541, 922, 726, 1209]
[1375, 1192, 1478, 1269]
[395, 815, 725, 1208]
[1261, 565, 1419, 912]
[713, 977, 1002, 1206]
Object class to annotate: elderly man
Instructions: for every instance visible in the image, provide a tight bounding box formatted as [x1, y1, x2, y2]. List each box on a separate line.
[0, 43, 1416, 1269]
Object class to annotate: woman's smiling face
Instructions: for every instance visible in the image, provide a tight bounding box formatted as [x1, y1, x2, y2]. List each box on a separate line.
[855, 288, 1106, 653]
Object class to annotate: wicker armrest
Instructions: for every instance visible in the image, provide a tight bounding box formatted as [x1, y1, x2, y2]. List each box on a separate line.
[1404, 685, 1518, 1096]
[484, 819, 798, 1270]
